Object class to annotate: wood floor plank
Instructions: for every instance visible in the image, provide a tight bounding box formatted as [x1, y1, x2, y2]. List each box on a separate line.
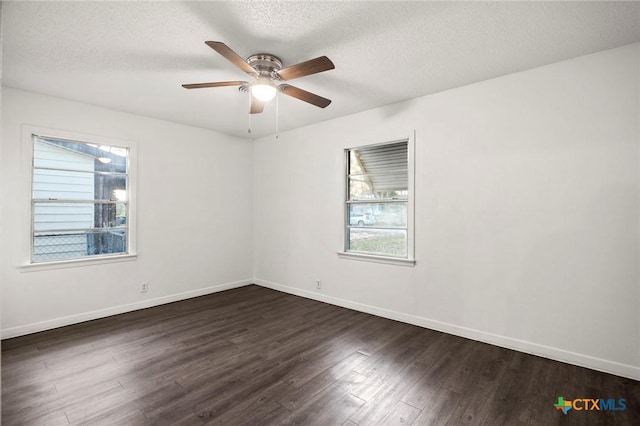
[68, 402, 150, 426]
[351, 333, 476, 425]
[201, 379, 292, 425]
[18, 409, 70, 426]
[278, 336, 363, 388]
[440, 346, 514, 425]
[1, 381, 56, 408]
[280, 370, 366, 425]
[2, 285, 639, 426]
[176, 350, 266, 395]
[3, 380, 124, 425]
[477, 353, 537, 425]
[190, 343, 343, 420]
[209, 400, 290, 426]
[62, 383, 134, 424]
[400, 338, 471, 410]
[276, 351, 369, 411]
[380, 400, 422, 425]
[347, 355, 431, 425]
[412, 388, 464, 425]
[1, 358, 47, 389]
[140, 394, 204, 426]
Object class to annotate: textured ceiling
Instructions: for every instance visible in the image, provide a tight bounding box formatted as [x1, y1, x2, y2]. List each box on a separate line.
[3, 1, 639, 139]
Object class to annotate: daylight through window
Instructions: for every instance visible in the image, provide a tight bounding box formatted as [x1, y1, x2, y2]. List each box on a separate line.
[345, 140, 410, 258]
[31, 135, 130, 262]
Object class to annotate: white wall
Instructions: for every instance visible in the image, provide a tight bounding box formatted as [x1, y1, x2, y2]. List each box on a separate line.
[1, 88, 254, 336]
[253, 43, 640, 379]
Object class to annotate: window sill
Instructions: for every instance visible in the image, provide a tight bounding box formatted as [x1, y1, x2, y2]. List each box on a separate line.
[19, 253, 137, 273]
[337, 251, 416, 267]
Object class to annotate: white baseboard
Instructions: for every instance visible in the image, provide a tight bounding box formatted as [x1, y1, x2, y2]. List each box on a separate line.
[254, 278, 640, 381]
[1, 279, 253, 339]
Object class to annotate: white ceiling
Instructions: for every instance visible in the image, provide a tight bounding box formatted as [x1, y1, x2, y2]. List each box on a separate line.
[3, 1, 639, 139]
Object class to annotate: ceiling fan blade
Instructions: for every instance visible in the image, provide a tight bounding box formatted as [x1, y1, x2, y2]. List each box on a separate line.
[182, 81, 247, 89]
[280, 84, 331, 108]
[276, 56, 335, 81]
[205, 41, 257, 75]
[250, 96, 264, 114]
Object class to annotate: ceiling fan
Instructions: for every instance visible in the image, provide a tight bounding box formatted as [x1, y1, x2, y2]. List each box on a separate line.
[182, 41, 335, 114]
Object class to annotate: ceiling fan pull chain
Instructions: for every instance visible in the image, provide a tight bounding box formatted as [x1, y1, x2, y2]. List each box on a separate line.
[275, 92, 279, 139]
[248, 94, 252, 134]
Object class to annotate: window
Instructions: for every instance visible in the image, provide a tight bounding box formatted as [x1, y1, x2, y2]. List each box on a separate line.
[29, 132, 133, 264]
[342, 135, 415, 265]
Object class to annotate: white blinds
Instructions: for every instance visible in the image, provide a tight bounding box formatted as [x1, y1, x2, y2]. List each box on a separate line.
[354, 141, 408, 192]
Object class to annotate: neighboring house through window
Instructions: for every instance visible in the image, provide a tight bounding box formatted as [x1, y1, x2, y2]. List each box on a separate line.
[341, 134, 415, 265]
[28, 129, 134, 264]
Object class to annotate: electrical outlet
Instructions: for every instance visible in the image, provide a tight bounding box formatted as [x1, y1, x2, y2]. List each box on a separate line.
[316, 279, 321, 290]
[141, 282, 149, 293]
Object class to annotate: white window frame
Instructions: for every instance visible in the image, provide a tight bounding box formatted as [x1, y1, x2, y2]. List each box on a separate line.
[338, 131, 416, 266]
[20, 125, 137, 271]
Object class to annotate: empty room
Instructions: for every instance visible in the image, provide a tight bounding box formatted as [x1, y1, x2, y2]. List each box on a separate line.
[1, 1, 639, 425]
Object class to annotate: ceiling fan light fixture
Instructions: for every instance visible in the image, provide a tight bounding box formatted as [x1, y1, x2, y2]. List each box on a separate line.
[251, 80, 277, 102]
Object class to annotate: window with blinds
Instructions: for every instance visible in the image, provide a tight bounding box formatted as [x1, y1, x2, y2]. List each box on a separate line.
[345, 139, 410, 258]
[31, 135, 130, 263]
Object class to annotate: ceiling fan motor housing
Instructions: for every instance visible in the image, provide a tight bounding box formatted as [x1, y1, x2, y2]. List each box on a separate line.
[247, 54, 283, 80]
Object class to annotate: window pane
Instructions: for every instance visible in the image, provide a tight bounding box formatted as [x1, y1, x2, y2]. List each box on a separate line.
[33, 229, 126, 262]
[349, 141, 407, 175]
[31, 134, 131, 263]
[348, 228, 407, 257]
[348, 141, 408, 201]
[348, 202, 407, 228]
[348, 206, 377, 227]
[33, 202, 93, 231]
[348, 175, 408, 201]
[34, 137, 128, 174]
[33, 202, 127, 231]
[348, 175, 373, 200]
[94, 202, 127, 229]
[33, 169, 127, 201]
[349, 150, 361, 175]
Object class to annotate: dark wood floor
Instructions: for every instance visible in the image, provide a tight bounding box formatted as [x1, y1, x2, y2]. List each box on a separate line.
[2, 285, 638, 425]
